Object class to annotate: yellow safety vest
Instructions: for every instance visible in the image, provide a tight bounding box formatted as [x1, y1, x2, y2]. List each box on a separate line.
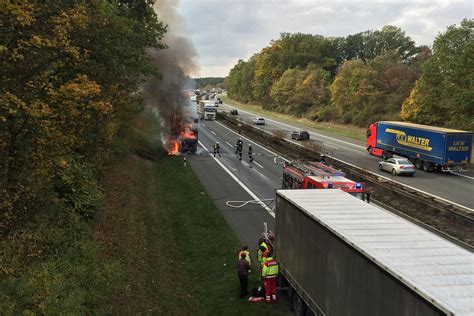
[262, 257, 278, 278]
[257, 241, 268, 265]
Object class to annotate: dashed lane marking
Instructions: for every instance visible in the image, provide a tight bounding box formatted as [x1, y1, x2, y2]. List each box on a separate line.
[253, 161, 264, 169]
[210, 130, 216, 135]
[215, 121, 289, 162]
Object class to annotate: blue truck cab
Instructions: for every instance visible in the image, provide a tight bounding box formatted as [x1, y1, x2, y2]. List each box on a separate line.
[367, 121, 473, 172]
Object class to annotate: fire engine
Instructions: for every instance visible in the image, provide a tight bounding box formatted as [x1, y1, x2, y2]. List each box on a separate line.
[282, 161, 365, 199]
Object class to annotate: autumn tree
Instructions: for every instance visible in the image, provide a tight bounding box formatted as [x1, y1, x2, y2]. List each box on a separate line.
[343, 25, 418, 64]
[401, 19, 474, 130]
[0, 0, 166, 312]
[330, 50, 421, 126]
[225, 57, 256, 103]
[270, 65, 331, 117]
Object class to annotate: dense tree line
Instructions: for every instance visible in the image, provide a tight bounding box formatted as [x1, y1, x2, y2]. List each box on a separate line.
[0, 0, 165, 313]
[194, 77, 225, 89]
[225, 21, 473, 130]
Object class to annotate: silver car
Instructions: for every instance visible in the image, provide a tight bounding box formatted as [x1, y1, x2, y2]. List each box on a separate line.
[253, 117, 266, 125]
[379, 158, 416, 176]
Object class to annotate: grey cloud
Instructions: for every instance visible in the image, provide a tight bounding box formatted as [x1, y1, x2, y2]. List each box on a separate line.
[178, 0, 472, 76]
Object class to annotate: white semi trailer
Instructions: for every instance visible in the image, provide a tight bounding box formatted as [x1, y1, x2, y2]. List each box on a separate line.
[270, 189, 473, 316]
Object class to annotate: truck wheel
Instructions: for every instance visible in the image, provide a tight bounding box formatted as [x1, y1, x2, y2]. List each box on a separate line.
[423, 161, 433, 172]
[415, 159, 423, 170]
[382, 151, 387, 159]
[293, 292, 307, 316]
[367, 146, 373, 155]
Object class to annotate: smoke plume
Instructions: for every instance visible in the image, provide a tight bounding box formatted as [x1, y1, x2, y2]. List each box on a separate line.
[144, 0, 200, 151]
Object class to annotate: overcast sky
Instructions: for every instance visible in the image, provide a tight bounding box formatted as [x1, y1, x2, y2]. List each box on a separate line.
[175, 0, 472, 77]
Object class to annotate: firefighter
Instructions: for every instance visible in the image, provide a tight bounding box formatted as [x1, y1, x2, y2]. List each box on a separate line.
[257, 239, 268, 267]
[213, 142, 221, 158]
[235, 139, 243, 154]
[235, 138, 243, 160]
[262, 251, 279, 303]
[248, 144, 253, 162]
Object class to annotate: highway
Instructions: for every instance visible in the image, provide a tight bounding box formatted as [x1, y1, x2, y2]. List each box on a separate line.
[217, 102, 474, 210]
[187, 120, 285, 245]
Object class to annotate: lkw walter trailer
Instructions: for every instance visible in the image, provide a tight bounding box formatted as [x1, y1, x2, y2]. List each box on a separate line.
[366, 121, 473, 171]
[273, 189, 473, 316]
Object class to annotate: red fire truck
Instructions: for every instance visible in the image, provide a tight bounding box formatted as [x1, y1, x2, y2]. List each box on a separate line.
[282, 161, 365, 199]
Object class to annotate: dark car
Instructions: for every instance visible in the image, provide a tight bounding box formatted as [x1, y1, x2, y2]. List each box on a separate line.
[291, 131, 310, 141]
[230, 109, 238, 115]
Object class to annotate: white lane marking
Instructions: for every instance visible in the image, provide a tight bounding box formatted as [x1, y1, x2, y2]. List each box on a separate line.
[225, 141, 233, 147]
[220, 110, 473, 210]
[451, 172, 474, 180]
[225, 105, 364, 149]
[201, 123, 206, 127]
[253, 161, 264, 169]
[215, 121, 289, 162]
[198, 140, 274, 217]
[210, 130, 216, 135]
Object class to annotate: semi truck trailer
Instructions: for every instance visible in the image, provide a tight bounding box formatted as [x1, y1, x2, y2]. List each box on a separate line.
[199, 100, 216, 120]
[366, 121, 473, 171]
[272, 189, 473, 316]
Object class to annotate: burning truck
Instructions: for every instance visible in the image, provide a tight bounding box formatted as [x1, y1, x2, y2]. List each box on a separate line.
[167, 114, 198, 155]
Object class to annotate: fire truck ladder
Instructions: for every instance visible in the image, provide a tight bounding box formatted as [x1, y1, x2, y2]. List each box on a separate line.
[305, 161, 345, 177]
[289, 161, 335, 178]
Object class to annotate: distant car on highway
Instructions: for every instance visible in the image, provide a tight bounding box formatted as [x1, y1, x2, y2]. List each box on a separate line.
[379, 158, 415, 176]
[230, 109, 238, 115]
[253, 117, 266, 125]
[291, 130, 310, 141]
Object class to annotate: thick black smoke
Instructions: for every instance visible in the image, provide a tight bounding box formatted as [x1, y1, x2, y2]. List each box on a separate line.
[144, 0, 200, 150]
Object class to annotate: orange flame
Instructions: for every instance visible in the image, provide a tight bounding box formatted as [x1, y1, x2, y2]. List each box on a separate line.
[167, 122, 198, 156]
[168, 139, 181, 156]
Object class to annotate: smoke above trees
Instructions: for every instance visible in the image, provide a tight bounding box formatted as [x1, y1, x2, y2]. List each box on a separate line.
[144, 0, 200, 150]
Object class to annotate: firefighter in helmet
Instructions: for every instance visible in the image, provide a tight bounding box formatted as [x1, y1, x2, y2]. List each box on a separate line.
[213, 142, 221, 158]
[248, 144, 253, 162]
[235, 138, 243, 160]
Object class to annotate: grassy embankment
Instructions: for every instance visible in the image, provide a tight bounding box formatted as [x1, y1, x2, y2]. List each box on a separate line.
[220, 94, 366, 142]
[96, 110, 289, 314]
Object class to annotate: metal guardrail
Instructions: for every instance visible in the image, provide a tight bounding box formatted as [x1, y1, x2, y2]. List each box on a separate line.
[218, 112, 474, 248]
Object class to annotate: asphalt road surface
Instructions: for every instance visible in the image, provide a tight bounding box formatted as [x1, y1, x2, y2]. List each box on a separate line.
[187, 118, 292, 250]
[218, 102, 474, 210]
[187, 120, 293, 311]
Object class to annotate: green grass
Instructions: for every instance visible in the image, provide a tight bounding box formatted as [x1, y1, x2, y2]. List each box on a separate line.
[96, 109, 290, 314]
[220, 94, 366, 142]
